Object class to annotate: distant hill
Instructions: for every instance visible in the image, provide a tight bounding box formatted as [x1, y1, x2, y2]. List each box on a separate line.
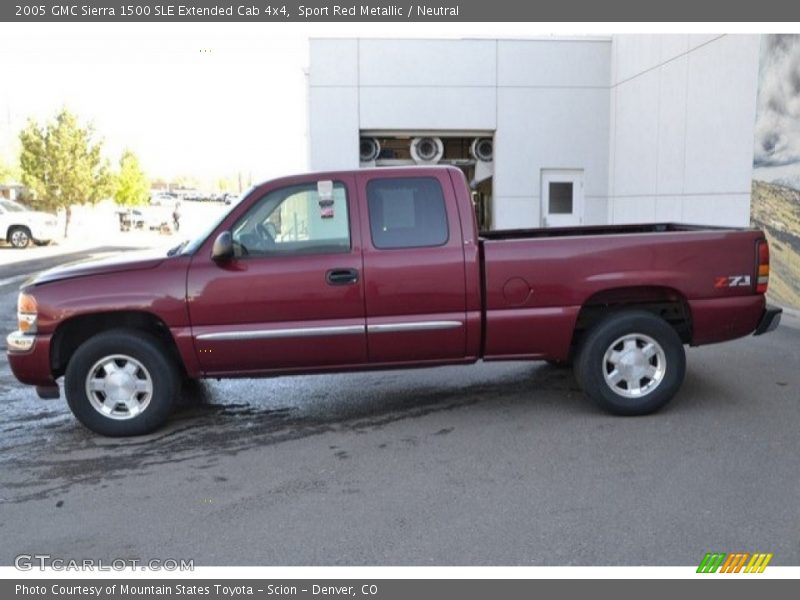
[751, 180, 800, 308]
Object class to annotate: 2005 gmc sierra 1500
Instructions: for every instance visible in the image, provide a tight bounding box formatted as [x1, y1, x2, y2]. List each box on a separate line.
[6, 166, 782, 435]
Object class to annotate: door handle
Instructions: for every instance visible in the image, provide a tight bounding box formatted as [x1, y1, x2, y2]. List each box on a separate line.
[326, 268, 359, 285]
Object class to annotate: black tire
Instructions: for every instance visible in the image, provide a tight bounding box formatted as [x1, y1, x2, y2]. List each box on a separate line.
[545, 358, 572, 368]
[8, 226, 31, 248]
[65, 329, 179, 436]
[175, 376, 212, 409]
[574, 310, 686, 416]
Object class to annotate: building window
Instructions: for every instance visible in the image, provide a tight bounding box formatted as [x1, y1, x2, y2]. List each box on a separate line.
[548, 182, 574, 214]
[366, 177, 449, 249]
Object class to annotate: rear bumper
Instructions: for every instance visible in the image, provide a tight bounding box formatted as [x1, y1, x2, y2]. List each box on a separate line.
[754, 304, 782, 336]
[6, 331, 57, 387]
[689, 295, 765, 345]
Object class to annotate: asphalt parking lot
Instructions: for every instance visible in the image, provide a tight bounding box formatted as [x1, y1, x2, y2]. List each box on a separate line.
[0, 248, 798, 566]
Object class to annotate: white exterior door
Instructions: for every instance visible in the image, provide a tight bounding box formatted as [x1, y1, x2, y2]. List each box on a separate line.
[541, 169, 584, 227]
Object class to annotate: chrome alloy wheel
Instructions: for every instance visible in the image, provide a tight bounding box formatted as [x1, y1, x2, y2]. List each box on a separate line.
[85, 354, 153, 420]
[602, 333, 666, 398]
[10, 229, 30, 247]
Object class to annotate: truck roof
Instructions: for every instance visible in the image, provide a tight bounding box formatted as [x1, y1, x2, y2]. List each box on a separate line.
[254, 165, 464, 189]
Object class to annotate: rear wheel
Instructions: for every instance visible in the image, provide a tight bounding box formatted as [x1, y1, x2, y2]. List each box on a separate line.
[65, 329, 179, 436]
[574, 311, 686, 416]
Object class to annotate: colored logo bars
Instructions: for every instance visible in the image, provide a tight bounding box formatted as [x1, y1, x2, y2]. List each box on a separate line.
[697, 552, 773, 573]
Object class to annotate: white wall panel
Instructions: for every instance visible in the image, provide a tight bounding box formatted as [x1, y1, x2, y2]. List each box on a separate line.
[659, 35, 689, 63]
[309, 39, 358, 86]
[681, 194, 751, 226]
[609, 34, 759, 227]
[613, 35, 662, 84]
[611, 196, 657, 224]
[584, 197, 609, 225]
[359, 39, 496, 87]
[655, 195, 683, 222]
[497, 40, 610, 88]
[612, 69, 659, 197]
[359, 87, 496, 130]
[688, 34, 722, 51]
[492, 196, 540, 229]
[308, 87, 359, 171]
[495, 87, 609, 198]
[308, 35, 760, 230]
[656, 56, 688, 195]
[683, 35, 760, 195]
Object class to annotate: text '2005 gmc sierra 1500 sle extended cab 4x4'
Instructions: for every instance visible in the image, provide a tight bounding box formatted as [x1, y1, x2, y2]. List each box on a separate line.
[7, 166, 782, 436]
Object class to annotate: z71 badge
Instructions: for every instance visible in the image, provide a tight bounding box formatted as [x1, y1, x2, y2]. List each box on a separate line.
[715, 275, 751, 288]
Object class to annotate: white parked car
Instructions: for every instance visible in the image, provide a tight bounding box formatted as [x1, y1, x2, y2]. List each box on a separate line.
[0, 199, 59, 248]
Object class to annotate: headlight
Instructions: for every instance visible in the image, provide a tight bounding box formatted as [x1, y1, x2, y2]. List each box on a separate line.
[17, 293, 37, 334]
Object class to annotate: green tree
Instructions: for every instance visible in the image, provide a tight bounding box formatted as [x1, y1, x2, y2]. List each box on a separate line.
[19, 108, 112, 236]
[0, 157, 20, 183]
[114, 149, 149, 207]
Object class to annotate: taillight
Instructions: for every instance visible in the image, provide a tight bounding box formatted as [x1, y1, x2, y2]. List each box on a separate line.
[756, 240, 770, 294]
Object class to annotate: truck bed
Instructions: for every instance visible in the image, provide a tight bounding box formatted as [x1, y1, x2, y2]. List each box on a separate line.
[478, 224, 766, 360]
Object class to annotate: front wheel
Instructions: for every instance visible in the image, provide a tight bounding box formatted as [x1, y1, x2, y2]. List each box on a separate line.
[65, 329, 179, 436]
[8, 226, 31, 248]
[574, 311, 686, 416]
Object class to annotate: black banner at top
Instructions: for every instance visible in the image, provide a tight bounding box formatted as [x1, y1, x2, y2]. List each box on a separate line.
[3, 0, 800, 22]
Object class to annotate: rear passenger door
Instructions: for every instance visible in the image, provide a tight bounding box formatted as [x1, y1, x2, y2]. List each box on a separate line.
[357, 171, 468, 363]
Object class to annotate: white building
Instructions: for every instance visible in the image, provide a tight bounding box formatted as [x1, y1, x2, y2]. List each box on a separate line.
[307, 35, 761, 230]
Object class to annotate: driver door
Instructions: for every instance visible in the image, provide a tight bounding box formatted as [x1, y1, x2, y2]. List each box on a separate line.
[186, 175, 367, 375]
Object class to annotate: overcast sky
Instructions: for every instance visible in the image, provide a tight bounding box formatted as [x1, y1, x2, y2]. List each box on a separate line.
[0, 24, 311, 186]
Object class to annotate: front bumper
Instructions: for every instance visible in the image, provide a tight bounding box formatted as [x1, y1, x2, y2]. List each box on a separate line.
[754, 304, 782, 336]
[6, 331, 57, 387]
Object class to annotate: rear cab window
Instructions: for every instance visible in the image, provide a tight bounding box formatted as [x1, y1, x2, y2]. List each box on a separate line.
[366, 177, 449, 249]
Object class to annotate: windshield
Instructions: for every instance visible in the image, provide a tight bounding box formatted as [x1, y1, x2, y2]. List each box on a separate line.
[0, 199, 27, 213]
[173, 187, 252, 256]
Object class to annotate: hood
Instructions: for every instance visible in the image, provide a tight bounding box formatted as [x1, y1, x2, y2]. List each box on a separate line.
[31, 250, 167, 286]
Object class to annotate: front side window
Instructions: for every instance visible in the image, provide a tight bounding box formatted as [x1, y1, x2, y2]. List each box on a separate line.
[231, 182, 350, 258]
[366, 177, 449, 249]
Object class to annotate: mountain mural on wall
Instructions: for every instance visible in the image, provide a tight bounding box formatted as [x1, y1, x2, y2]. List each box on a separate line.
[752, 34, 800, 309]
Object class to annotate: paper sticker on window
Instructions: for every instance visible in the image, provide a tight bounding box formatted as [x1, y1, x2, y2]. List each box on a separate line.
[317, 180, 334, 218]
[317, 180, 333, 202]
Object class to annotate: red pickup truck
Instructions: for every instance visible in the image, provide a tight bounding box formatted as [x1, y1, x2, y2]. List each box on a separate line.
[7, 166, 781, 436]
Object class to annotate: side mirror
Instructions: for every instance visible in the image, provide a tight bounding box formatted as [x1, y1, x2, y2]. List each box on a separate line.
[211, 231, 234, 261]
